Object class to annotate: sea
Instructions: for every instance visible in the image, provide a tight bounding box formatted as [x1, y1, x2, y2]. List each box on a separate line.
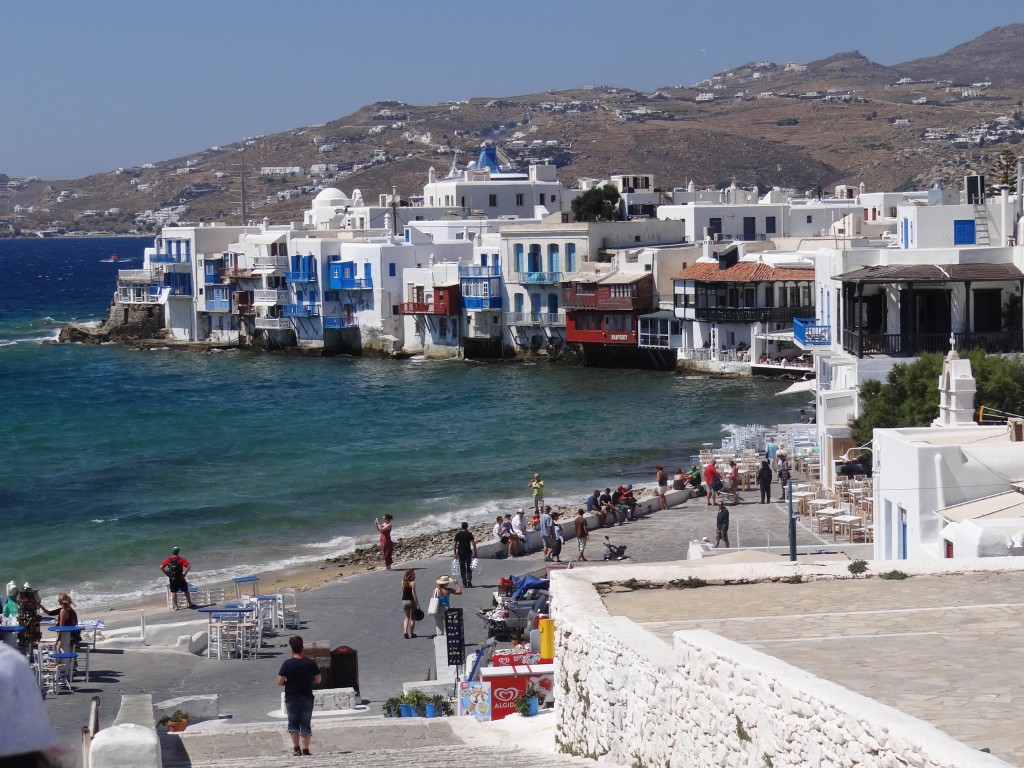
[0, 237, 804, 609]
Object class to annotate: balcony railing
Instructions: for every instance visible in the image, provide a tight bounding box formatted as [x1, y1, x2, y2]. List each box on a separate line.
[118, 269, 159, 283]
[220, 266, 253, 279]
[252, 255, 289, 270]
[843, 329, 1023, 358]
[150, 253, 188, 264]
[564, 294, 641, 311]
[794, 317, 832, 346]
[253, 289, 288, 305]
[233, 301, 256, 316]
[285, 271, 316, 283]
[205, 298, 231, 312]
[514, 271, 561, 284]
[459, 265, 501, 277]
[283, 303, 320, 318]
[506, 312, 566, 326]
[118, 286, 163, 305]
[462, 296, 503, 310]
[692, 306, 815, 323]
[255, 317, 292, 330]
[323, 316, 359, 329]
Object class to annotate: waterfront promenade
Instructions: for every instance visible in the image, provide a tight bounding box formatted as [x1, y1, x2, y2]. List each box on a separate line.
[42, 489, 828, 765]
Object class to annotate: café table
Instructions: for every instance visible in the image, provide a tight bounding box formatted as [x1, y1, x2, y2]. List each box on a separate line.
[813, 508, 841, 536]
[48, 651, 79, 693]
[833, 514, 863, 542]
[789, 491, 815, 515]
[48, 625, 91, 680]
[198, 606, 255, 659]
[231, 575, 261, 599]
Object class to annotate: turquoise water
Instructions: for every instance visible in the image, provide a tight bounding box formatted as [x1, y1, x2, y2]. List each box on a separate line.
[0, 237, 801, 607]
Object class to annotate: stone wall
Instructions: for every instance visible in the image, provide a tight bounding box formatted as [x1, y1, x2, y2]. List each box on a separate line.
[551, 562, 1014, 768]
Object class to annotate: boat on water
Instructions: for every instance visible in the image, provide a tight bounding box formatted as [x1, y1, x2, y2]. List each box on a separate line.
[100, 254, 132, 263]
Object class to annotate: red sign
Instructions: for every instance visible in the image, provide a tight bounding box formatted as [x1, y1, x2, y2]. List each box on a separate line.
[479, 664, 555, 720]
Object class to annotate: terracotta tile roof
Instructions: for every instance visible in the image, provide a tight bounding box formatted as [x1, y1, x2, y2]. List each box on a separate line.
[673, 261, 815, 282]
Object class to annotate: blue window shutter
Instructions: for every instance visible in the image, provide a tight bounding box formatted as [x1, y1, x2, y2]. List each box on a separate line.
[953, 220, 976, 246]
[549, 245, 559, 274]
[514, 244, 524, 273]
[389, 263, 396, 277]
[365, 263, 373, 282]
[566, 243, 576, 272]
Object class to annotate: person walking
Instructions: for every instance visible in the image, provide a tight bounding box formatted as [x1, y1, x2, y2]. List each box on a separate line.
[276, 635, 321, 757]
[573, 508, 589, 562]
[727, 460, 744, 505]
[431, 575, 462, 636]
[551, 512, 564, 563]
[539, 505, 555, 561]
[528, 473, 545, 513]
[776, 452, 791, 502]
[714, 501, 730, 548]
[453, 522, 477, 587]
[401, 569, 420, 639]
[160, 547, 196, 610]
[375, 514, 394, 570]
[756, 459, 773, 504]
[703, 460, 720, 507]
[655, 465, 669, 510]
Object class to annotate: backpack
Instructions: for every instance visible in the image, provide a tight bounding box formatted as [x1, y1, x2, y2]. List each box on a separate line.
[166, 556, 184, 579]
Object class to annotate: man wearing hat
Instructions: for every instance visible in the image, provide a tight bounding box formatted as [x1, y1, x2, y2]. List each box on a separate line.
[160, 547, 196, 610]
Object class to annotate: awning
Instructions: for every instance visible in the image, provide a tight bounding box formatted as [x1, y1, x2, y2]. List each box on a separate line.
[756, 329, 795, 341]
[639, 309, 677, 320]
[776, 379, 816, 396]
[935, 491, 1024, 522]
[834, 263, 1024, 284]
[597, 272, 647, 285]
[244, 231, 288, 245]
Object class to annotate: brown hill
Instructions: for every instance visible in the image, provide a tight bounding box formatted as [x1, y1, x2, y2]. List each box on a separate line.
[895, 23, 1024, 84]
[3, 26, 1024, 236]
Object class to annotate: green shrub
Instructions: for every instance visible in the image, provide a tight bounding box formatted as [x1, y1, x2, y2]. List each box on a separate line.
[879, 570, 909, 580]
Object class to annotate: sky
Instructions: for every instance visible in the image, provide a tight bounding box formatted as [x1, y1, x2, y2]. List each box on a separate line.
[2, 1, 1022, 180]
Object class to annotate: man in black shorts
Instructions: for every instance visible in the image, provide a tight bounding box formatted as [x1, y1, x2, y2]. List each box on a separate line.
[277, 635, 321, 756]
[714, 502, 730, 548]
[160, 547, 196, 609]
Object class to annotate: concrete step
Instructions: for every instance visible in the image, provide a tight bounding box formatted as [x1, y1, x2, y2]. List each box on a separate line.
[161, 716, 607, 768]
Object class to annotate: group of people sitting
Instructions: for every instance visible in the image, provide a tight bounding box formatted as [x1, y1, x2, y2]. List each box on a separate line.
[584, 485, 639, 527]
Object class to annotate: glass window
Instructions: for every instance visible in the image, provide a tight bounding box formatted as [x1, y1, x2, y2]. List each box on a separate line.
[388, 263, 396, 277]
[489, 194, 497, 207]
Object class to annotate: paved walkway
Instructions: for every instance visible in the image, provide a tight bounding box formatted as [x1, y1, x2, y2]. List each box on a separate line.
[606, 571, 1024, 766]
[44, 488, 831, 764]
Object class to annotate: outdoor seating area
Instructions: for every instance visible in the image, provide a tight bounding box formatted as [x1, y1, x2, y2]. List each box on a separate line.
[788, 473, 874, 543]
[201, 586, 300, 661]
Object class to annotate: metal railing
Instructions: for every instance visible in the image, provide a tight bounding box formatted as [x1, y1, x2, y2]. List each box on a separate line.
[323, 316, 359, 329]
[282, 303, 320, 318]
[678, 348, 751, 362]
[254, 317, 292, 330]
[514, 271, 561, 284]
[843, 329, 1023, 358]
[285, 271, 316, 283]
[220, 267, 253, 279]
[563, 295, 641, 310]
[117, 269, 159, 283]
[794, 317, 831, 346]
[506, 312, 566, 326]
[205, 299, 231, 312]
[693, 306, 815, 323]
[252, 255, 289, 269]
[253, 289, 288, 305]
[150, 253, 188, 264]
[118, 287, 162, 304]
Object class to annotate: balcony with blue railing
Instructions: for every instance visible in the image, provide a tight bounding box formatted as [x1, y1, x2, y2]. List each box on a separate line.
[328, 263, 372, 290]
[205, 298, 231, 312]
[462, 295, 503, 311]
[459, 265, 501, 278]
[285, 270, 316, 284]
[150, 252, 189, 264]
[514, 271, 561, 285]
[283, 303, 320, 318]
[323, 316, 359, 329]
[794, 317, 832, 347]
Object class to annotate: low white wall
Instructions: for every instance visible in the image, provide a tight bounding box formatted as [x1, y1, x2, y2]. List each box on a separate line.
[551, 560, 1018, 767]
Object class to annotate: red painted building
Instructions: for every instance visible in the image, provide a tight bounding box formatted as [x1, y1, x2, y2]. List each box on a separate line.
[563, 272, 655, 345]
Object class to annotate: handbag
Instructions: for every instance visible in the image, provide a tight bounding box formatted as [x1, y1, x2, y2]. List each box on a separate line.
[450, 558, 460, 578]
[414, 607, 425, 621]
[712, 476, 723, 492]
[427, 596, 440, 615]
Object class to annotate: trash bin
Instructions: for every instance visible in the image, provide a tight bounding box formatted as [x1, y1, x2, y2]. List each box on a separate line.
[330, 645, 359, 695]
[306, 646, 332, 689]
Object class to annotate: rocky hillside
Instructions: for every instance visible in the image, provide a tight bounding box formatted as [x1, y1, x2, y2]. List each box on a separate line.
[2, 25, 1023, 236]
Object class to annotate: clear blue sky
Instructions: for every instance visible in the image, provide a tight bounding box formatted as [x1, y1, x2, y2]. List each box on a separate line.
[2, 1, 1021, 180]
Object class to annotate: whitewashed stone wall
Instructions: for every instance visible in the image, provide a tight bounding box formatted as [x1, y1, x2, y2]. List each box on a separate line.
[552, 561, 1017, 768]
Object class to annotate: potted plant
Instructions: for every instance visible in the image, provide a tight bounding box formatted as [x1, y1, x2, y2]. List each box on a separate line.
[514, 685, 539, 718]
[403, 689, 428, 717]
[382, 696, 403, 718]
[427, 693, 453, 718]
[159, 709, 189, 732]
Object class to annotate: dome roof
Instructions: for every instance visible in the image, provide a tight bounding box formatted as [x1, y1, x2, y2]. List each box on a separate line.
[313, 187, 349, 207]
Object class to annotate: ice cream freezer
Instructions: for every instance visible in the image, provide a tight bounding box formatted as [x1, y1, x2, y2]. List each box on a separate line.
[477, 663, 555, 721]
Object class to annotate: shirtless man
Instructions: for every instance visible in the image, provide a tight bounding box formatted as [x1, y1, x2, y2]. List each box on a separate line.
[573, 508, 589, 562]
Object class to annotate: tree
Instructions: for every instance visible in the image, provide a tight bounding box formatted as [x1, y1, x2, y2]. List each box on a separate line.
[988, 149, 1019, 192]
[850, 350, 1024, 444]
[571, 184, 621, 222]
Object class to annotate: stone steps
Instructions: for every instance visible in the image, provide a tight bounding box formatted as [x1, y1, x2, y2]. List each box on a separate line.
[160, 716, 607, 768]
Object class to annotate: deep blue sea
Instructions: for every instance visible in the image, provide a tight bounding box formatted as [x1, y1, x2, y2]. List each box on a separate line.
[0, 237, 801, 608]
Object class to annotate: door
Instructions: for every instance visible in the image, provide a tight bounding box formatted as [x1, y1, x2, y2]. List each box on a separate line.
[708, 218, 723, 237]
[547, 294, 559, 315]
[973, 289, 1002, 333]
[743, 217, 756, 239]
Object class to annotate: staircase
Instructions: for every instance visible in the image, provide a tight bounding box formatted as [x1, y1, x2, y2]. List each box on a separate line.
[161, 716, 617, 768]
[974, 204, 992, 245]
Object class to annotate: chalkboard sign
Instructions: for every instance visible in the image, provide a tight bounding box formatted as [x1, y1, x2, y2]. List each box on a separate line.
[445, 607, 464, 667]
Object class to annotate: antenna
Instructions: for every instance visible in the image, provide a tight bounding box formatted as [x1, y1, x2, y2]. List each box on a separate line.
[236, 148, 248, 225]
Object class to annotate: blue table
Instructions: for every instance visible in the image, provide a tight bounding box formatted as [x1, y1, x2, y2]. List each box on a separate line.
[48, 651, 78, 693]
[198, 607, 255, 660]
[231, 576, 260, 599]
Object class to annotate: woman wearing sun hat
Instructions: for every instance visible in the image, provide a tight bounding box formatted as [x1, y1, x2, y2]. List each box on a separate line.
[430, 575, 462, 636]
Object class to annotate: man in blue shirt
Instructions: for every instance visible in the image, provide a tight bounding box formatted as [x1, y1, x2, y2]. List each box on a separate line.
[585, 490, 608, 528]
